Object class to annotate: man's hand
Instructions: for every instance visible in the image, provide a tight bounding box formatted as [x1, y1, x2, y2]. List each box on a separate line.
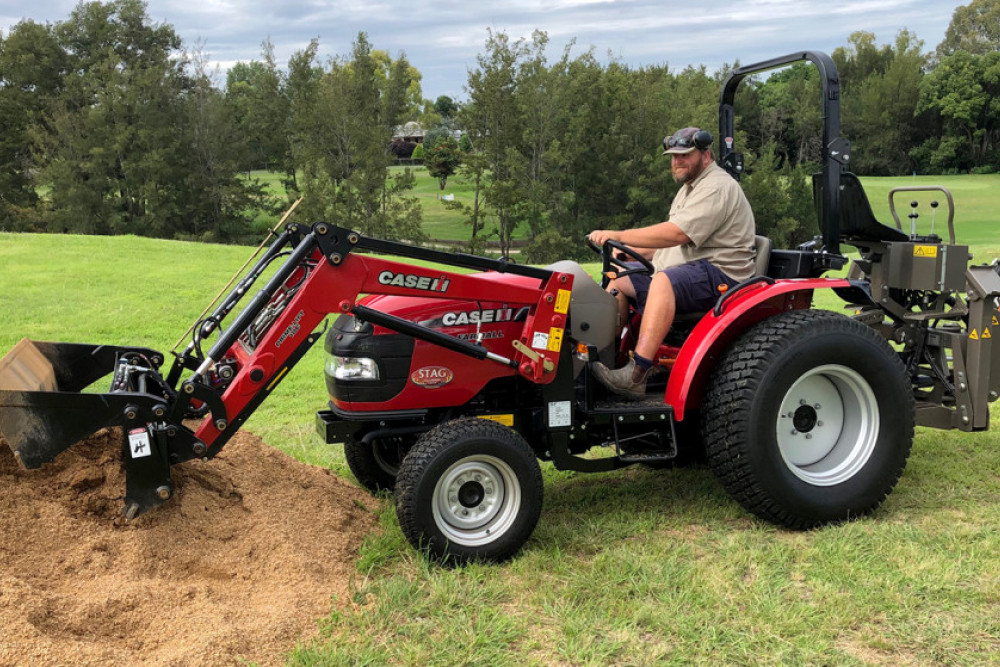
[588, 229, 620, 246]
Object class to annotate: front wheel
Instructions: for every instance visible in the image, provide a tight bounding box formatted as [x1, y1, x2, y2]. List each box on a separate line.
[701, 309, 914, 529]
[344, 435, 408, 494]
[395, 418, 543, 564]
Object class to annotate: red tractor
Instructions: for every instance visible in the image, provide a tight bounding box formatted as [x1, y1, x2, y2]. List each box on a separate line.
[3, 52, 999, 564]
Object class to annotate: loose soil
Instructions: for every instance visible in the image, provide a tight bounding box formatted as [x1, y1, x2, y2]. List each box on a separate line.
[0, 429, 380, 666]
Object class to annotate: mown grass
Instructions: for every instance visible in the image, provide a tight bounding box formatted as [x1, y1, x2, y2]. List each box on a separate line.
[250, 165, 526, 243]
[2, 173, 1000, 665]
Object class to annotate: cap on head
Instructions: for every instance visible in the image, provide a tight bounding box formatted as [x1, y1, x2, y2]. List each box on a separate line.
[663, 127, 713, 155]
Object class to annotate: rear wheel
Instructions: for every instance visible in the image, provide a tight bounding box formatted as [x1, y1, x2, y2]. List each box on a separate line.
[395, 418, 543, 564]
[701, 309, 914, 529]
[344, 436, 408, 494]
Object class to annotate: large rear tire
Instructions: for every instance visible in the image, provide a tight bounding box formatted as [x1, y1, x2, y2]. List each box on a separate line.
[395, 418, 543, 564]
[701, 309, 914, 529]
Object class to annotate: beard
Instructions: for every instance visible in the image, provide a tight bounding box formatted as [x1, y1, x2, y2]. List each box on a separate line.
[671, 158, 703, 184]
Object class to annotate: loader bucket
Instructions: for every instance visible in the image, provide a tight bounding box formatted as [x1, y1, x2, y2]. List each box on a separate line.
[0, 339, 162, 469]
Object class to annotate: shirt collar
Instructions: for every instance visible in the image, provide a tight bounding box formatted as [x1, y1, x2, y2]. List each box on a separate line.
[685, 160, 719, 191]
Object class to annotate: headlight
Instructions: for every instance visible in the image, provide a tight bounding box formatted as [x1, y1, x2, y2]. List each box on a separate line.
[326, 356, 380, 380]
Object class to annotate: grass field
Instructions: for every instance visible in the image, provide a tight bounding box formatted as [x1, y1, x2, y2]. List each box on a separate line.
[3, 173, 1000, 665]
[253, 168, 999, 253]
[250, 165, 524, 243]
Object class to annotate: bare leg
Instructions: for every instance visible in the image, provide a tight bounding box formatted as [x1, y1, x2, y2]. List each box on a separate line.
[605, 275, 636, 329]
[634, 272, 676, 361]
[590, 272, 678, 400]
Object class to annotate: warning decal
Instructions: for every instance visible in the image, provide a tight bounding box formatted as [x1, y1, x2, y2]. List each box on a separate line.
[970, 329, 979, 340]
[913, 245, 939, 258]
[478, 414, 515, 426]
[554, 289, 571, 315]
[128, 427, 152, 459]
[547, 327, 564, 352]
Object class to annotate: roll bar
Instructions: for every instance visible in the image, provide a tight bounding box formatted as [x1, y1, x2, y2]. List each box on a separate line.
[718, 51, 848, 255]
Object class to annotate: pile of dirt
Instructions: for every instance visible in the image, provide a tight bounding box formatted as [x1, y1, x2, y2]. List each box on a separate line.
[0, 429, 380, 666]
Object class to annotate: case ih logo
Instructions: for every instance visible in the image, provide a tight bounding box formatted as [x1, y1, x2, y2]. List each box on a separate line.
[378, 271, 450, 293]
[442, 308, 514, 326]
[410, 365, 454, 388]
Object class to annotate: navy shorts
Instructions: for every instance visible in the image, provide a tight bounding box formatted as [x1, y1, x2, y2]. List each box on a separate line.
[627, 259, 739, 314]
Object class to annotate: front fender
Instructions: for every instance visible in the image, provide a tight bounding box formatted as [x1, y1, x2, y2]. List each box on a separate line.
[665, 278, 851, 421]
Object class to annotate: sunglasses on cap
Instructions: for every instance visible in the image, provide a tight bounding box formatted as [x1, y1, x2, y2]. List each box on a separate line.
[662, 129, 713, 153]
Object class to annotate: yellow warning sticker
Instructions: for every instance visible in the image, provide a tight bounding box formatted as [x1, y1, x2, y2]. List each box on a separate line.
[913, 245, 939, 258]
[478, 414, 514, 427]
[984, 328, 993, 339]
[970, 329, 979, 340]
[554, 289, 572, 315]
[547, 327, 564, 352]
[993, 315, 999, 326]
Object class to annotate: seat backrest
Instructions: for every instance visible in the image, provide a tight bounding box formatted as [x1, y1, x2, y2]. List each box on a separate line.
[812, 172, 908, 245]
[753, 235, 772, 277]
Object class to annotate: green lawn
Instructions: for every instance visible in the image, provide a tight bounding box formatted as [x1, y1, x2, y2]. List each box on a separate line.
[250, 165, 528, 243]
[860, 174, 1000, 253]
[2, 174, 1000, 665]
[251, 169, 1000, 255]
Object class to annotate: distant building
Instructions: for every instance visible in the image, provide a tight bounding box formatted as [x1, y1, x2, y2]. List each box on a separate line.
[393, 121, 425, 144]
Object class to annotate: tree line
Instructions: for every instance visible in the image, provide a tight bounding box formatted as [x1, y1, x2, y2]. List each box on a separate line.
[1, 0, 998, 258]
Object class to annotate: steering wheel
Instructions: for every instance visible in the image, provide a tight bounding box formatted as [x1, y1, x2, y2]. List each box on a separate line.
[586, 237, 655, 288]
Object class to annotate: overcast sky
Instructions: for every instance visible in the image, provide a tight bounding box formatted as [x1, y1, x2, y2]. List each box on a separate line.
[1, 0, 963, 100]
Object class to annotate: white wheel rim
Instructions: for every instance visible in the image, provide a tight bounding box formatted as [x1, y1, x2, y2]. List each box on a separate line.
[431, 455, 521, 547]
[775, 364, 879, 486]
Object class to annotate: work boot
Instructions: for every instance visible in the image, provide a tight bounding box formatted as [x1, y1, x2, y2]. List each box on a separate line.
[591, 358, 653, 400]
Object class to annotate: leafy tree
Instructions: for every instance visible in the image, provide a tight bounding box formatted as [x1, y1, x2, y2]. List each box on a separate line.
[294, 33, 423, 242]
[835, 30, 928, 175]
[284, 39, 322, 192]
[425, 136, 462, 189]
[225, 41, 289, 173]
[740, 143, 816, 248]
[463, 29, 531, 257]
[41, 0, 192, 235]
[183, 46, 271, 241]
[434, 95, 459, 119]
[937, 0, 1000, 58]
[0, 20, 66, 229]
[422, 124, 456, 152]
[916, 49, 1000, 171]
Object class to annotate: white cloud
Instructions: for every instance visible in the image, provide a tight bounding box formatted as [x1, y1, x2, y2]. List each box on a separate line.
[3, 0, 960, 99]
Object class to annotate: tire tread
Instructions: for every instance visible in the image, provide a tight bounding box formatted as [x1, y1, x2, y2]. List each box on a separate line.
[701, 309, 914, 529]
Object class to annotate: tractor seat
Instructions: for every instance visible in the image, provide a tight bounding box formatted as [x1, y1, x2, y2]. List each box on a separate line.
[673, 234, 771, 324]
[815, 172, 908, 246]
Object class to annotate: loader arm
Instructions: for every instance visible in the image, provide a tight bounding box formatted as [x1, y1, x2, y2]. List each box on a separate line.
[0, 223, 575, 519]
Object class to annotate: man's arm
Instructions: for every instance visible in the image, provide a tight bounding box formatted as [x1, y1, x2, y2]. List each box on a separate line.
[588, 220, 691, 249]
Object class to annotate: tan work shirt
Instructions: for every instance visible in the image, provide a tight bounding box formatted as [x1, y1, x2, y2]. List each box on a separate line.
[652, 161, 756, 282]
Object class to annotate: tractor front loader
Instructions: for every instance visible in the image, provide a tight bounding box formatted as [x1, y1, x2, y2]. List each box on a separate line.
[0, 223, 576, 522]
